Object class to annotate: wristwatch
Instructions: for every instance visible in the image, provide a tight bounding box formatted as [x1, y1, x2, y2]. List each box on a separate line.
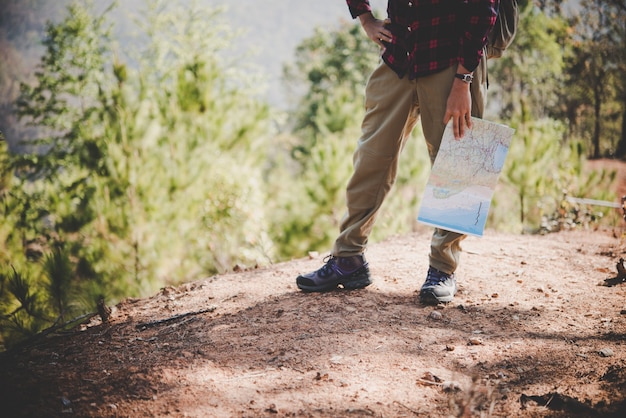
[454, 73, 473, 83]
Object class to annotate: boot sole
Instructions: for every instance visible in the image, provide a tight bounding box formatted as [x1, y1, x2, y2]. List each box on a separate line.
[419, 290, 455, 304]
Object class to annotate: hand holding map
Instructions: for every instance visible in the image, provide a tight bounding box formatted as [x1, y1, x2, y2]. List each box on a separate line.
[417, 118, 515, 237]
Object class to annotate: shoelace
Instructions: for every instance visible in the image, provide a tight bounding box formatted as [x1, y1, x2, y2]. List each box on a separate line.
[424, 269, 450, 286]
[320, 255, 363, 276]
[319, 255, 337, 275]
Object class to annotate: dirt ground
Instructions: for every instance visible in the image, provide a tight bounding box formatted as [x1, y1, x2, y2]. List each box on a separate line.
[2, 162, 626, 418]
[2, 228, 626, 418]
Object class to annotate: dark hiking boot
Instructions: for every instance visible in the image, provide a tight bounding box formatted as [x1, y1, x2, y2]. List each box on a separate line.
[296, 254, 372, 292]
[419, 266, 457, 304]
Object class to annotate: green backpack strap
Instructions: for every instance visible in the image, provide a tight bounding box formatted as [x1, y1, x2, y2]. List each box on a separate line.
[487, 0, 519, 59]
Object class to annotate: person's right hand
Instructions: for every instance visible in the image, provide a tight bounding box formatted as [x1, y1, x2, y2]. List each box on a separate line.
[443, 79, 473, 140]
[358, 13, 392, 48]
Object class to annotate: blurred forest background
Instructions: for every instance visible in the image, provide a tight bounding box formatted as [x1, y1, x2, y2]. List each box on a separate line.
[0, 0, 625, 350]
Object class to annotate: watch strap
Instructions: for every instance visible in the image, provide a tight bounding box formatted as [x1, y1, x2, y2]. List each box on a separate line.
[454, 73, 473, 83]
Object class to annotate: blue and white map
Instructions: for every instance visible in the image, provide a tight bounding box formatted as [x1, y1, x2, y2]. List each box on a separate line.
[417, 118, 515, 237]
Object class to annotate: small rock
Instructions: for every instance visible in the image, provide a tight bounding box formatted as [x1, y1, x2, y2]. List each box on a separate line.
[599, 348, 614, 357]
[421, 371, 443, 383]
[429, 311, 443, 320]
[468, 338, 483, 346]
[61, 396, 72, 408]
[443, 381, 462, 392]
[330, 355, 343, 364]
[416, 371, 444, 387]
[314, 371, 329, 381]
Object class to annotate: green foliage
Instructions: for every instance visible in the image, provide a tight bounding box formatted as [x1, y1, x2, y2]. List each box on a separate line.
[492, 118, 617, 233]
[532, 0, 626, 158]
[486, 1, 569, 122]
[0, 266, 49, 349]
[267, 127, 359, 257]
[562, 0, 626, 158]
[497, 119, 565, 230]
[1, 0, 276, 348]
[486, 1, 620, 230]
[0, 130, 9, 194]
[111, 0, 274, 279]
[284, 21, 380, 150]
[15, 0, 114, 169]
[42, 247, 74, 321]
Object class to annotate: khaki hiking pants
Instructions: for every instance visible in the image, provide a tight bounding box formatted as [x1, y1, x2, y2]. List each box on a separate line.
[332, 57, 487, 275]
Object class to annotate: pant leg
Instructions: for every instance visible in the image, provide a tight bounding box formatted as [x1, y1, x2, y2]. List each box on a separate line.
[416, 58, 487, 274]
[471, 53, 488, 118]
[333, 62, 418, 256]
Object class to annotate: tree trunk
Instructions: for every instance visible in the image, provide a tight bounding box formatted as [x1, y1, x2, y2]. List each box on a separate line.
[617, 97, 626, 158]
[592, 82, 602, 159]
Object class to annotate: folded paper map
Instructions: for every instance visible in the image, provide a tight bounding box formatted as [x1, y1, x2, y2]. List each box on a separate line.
[417, 118, 515, 237]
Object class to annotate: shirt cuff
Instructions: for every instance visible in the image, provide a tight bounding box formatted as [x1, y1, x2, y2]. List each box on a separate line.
[348, 5, 372, 19]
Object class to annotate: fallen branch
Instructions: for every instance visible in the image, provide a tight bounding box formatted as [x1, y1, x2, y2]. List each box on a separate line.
[393, 401, 421, 416]
[135, 308, 213, 330]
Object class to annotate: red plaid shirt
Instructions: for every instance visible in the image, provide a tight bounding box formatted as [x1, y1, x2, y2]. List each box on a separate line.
[346, 0, 499, 79]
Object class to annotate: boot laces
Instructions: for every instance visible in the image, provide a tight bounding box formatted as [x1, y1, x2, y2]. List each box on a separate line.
[425, 268, 450, 286]
[318, 255, 338, 276]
